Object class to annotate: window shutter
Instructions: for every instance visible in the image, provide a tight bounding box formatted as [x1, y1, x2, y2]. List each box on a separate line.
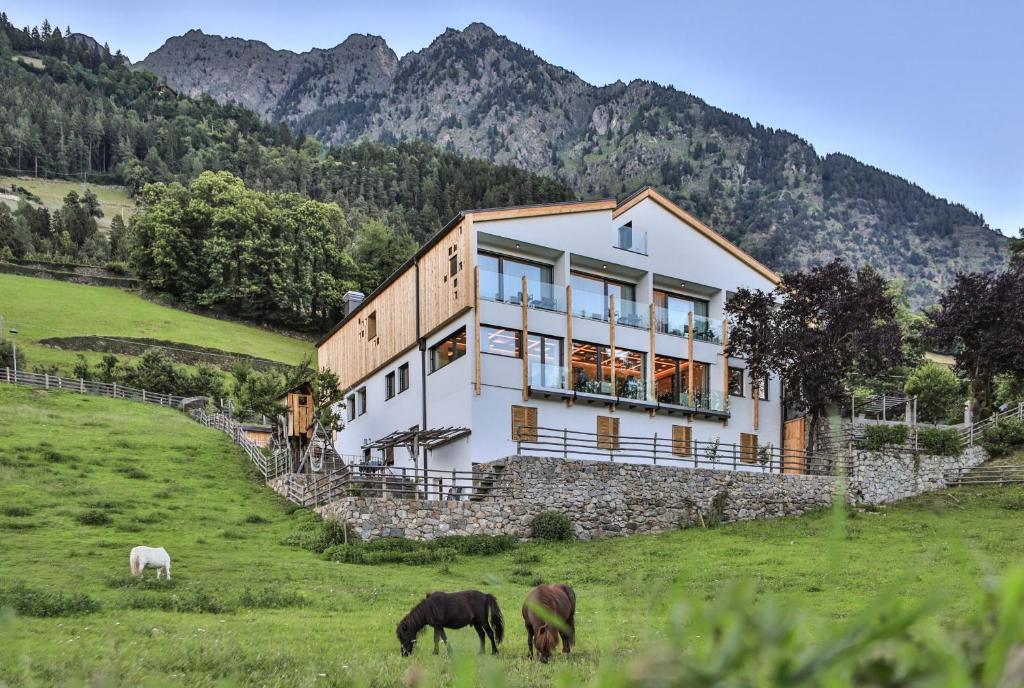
[740, 433, 758, 464]
[511, 405, 537, 442]
[672, 425, 692, 457]
[597, 416, 620, 450]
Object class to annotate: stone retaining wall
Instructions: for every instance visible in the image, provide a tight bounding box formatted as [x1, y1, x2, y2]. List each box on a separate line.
[314, 455, 836, 541]
[847, 445, 987, 504]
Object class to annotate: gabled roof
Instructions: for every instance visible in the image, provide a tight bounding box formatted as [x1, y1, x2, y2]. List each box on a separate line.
[614, 186, 781, 285]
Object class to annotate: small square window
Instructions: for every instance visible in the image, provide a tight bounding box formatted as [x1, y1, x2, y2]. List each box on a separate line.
[449, 254, 458, 277]
[728, 367, 745, 397]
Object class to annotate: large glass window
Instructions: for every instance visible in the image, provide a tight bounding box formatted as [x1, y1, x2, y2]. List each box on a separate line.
[654, 290, 709, 336]
[478, 252, 554, 307]
[570, 341, 645, 398]
[571, 272, 637, 323]
[728, 367, 745, 397]
[429, 327, 467, 373]
[480, 325, 520, 357]
[654, 355, 709, 406]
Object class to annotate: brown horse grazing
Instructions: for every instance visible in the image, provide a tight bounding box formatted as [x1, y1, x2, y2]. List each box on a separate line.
[522, 584, 576, 663]
[396, 590, 504, 656]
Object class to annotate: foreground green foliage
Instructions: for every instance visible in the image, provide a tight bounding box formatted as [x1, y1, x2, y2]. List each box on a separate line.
[4, 384, 1024, 686]
[530, 511, 575, 541]
[861, 424, 911, 450]
[905, 361, 963, 424]
[981, 419, 1024, 458]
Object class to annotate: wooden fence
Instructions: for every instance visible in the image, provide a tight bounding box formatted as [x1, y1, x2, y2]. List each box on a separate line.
[2, 366, 187, 408]
[960, 402, 1024, 446]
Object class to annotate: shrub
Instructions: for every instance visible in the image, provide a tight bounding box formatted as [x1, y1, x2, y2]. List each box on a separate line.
[116, 466, 149, 480]
[862, 424, 910, 451]
[322, 540, 459, 566]
[916, 427, 962, 456]
[980, 418, 1024, 458]
[106, 575, 177, 590]
[433, 534, 517, 555]
[2, 505, 32, 517]
[126, 589, 232, 614]
[904, 362, 961, 423]
[0, 583, 100, 617]
[530, 511, 574, 541]
[282, 516, 356, 553]
[75, 509, 112, 526]
[240, 513, 269, 525]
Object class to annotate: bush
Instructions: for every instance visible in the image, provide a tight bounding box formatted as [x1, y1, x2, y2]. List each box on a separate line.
[530, 511, 574, 541]
[434, 534, 517, 555]
[106, 575, 177, 590]
[0, 583, 101, 617]
[75, 509, 112, 526]
[916, 427, 962, 456]
[322, 542, 459, 566]
[980, 418, 1024, 458]
[862, 424, 910, 451]
[125, 588, 232, 614]
[904, 362, 961, 423]
[237, 586, 307, 609]
[240, 513, 270, 525]
[282, 516, 356, 553]
[2, 505, 32, 517]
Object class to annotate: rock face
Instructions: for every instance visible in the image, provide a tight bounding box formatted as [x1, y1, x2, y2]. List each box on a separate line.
[136, 23, 1008, 309]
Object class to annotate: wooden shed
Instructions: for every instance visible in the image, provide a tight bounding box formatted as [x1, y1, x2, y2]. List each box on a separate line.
[278, 382, 315, 439]
[239, 424, 272, 447]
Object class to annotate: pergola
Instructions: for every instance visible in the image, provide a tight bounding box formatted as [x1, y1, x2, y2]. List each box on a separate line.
[362, 426, 471, 468]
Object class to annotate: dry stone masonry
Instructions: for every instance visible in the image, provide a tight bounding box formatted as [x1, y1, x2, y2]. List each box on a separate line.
[847, 445, 987, 504]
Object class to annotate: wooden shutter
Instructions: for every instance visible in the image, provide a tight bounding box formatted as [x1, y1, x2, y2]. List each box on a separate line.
[597, 416, 620, 450]
[511, 405, 537, 442]
[672, 425, 693, 457]
[740, 432, 758, 464]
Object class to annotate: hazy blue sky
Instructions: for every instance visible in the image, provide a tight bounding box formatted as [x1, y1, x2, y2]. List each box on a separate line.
[8, 1, 1022, 235]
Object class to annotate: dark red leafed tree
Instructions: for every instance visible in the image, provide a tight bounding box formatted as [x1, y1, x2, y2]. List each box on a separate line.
[726, 260, 903, 454]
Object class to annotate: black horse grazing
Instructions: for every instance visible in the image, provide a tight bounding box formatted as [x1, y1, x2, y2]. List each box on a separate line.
[396, 590, 504, 656]
[522, 584, 576, 663]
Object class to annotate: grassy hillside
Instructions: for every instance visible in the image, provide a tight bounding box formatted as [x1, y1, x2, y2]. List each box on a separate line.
[2, 384, 1024, 686]
[0, 176, 137, 231]
[0, 274, 314, 373]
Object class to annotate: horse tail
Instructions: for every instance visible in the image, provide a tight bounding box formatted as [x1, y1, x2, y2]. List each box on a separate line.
[129, 548, 140, 576]
[487, 594, 504, 644]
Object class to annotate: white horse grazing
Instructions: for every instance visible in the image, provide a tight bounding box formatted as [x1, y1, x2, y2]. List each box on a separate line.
[129, 546, 172, 579]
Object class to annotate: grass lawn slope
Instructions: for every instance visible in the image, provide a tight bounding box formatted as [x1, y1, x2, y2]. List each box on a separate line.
[2, 384, 1024, 686]
[0, 176, 137, 231]
[0, 273, 314, 373]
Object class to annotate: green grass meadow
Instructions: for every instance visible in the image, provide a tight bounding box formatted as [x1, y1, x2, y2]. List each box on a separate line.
[0, 274, 314, 373]
[2, 384, 1024, 685]
[0, 175, 137, 231]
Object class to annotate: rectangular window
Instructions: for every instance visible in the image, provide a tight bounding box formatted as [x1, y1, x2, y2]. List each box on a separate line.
[615, 222, 647, 254]
[430, 327, 467, 373]
[570, 272, 636, 322]
[477, 251, 554, 306]
[511, 405, 538, 442]
[653, 354, 710, 406]
[740, 433, 758, 464]
[596, 416, 620, 450]
[366, 311, 377, 340]
[480, 325, 521, 357]
[449, 253, 459, 277]
[569, 341, 645, 398]
[398, 363, 410, 393]
[728, 367, 745, 397]
[357, 387, 367, 416]
[653, 290, 710, 338]
[671, 425, 693, 457]
[755, 374, 769, 400]
[346, 394, 356, 421]
[385, 372, 396, 400]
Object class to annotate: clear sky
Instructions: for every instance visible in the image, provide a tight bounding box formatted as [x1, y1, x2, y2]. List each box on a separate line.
[7, 1, 1022, 235]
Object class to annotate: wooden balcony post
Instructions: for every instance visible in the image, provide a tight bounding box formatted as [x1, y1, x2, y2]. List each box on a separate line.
[648, 302, 656, 403]
[687, 311, 695, 407]
[722, 318, 730, 427]
[609, 293, 616, 395]
[521, 274, 529, 401]
[566, 285, 573, 400]
[474, 266, 481, 396]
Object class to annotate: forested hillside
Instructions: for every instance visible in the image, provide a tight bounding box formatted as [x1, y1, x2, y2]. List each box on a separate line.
[138, 23, 1009, 307]
[0, 14, 573, 328]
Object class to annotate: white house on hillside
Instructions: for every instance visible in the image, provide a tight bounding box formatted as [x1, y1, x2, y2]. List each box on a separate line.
[317, 188, 795, 479]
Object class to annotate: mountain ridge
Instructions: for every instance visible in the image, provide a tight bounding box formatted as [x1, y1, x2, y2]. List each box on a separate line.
[136, 23, 1007, 307]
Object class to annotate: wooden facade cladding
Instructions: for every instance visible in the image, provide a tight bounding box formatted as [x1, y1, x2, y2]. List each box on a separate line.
[318, 217, 475, 393]
[418, 216, 473, 336]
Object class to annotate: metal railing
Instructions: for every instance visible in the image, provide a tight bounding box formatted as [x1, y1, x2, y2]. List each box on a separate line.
[516, 426, 838, 476]
[276, 464, 510, 508]
[2, 366, 187, 408]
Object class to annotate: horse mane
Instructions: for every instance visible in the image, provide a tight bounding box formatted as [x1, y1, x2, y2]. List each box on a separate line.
[399, 594, 436, 635]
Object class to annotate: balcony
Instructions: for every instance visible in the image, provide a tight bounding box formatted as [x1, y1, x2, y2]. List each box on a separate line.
[479, 268, 565, 313]
[571, 292, 649, 329]
[656, 389, 728, 415]
[527, 361, 567, 390]
[654, 307, 723, 344]
[615, 224, 648, 255]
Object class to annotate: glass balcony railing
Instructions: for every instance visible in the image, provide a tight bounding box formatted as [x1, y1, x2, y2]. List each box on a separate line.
[569, 370, 613, 396]
[615, 227, 648, 255]
[571, 292, 649, 329]
[614, 298, 649, 329]
[479, 269, 565, 313]
[654, 307, 723, 344]
[654, 389, 728, 413]
[528, 361, 567, 390]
